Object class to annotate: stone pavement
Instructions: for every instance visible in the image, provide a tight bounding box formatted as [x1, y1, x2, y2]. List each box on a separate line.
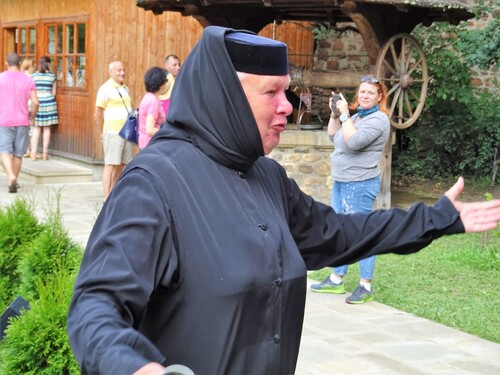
[296, 280, 500, 375]
[0, 161, 499, 375]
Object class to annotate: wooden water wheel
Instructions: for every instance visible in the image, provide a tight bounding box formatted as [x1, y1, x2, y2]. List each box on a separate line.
[375, 34, 428, 129]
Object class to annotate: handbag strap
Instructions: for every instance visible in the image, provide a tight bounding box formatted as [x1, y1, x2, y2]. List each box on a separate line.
[116, 86, 132, 114]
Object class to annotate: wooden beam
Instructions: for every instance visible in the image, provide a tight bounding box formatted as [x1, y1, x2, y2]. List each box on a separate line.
[341, 1, 381, 68]
[290, 68, 363, 89]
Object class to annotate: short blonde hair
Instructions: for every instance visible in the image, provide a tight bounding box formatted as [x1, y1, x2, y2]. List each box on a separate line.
[20, 57, 35, 75]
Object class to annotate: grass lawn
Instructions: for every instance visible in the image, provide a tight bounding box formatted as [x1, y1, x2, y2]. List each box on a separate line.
[308, 232, 500, 343]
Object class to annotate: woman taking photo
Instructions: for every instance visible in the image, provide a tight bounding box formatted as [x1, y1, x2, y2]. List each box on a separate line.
[311, 75, 390, 304]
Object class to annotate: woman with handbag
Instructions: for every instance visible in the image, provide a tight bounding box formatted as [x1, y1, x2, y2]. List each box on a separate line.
[138, 67, 169, 150]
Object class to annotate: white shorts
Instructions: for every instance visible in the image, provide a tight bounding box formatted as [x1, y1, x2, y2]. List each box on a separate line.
[103, 132, 134, 165]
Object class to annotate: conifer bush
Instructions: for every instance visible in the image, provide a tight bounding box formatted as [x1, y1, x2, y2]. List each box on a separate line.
[0, 198, 44, 311]
[17, 215, 83, 301]
[0, 266, 80, 375]
[0, 191, 84, 374]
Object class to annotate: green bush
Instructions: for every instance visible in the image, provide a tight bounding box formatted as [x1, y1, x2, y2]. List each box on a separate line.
[0, 266, 80, 375]
[0, 198, 44, 311]
[17, 217, 83, 301]
[393, 92, 499, 179]
[0, 191, 84, 374]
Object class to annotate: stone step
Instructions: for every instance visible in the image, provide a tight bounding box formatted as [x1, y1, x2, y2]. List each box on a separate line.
[20, 157, 94, 184]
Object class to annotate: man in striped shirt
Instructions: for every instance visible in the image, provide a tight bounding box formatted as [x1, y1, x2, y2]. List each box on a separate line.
[95, 61, 134, 201]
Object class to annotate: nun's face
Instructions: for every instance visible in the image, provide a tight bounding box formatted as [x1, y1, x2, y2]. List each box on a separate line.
[240, 74, 293, 155]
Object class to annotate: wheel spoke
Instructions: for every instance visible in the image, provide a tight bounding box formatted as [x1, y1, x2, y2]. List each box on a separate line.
[398, 88, 404, 122]
[400, 37, 408, 72]
[407, 56, 423, 76]
[390, 44, 399, 72]
[386, 83, 400, 97]
[409, 78, 426, 84]
[404, 91, 414, 119]
[403, 37, 410, 72]
[381, 77, 400, 83]
[407, 86, 421, 103]
[382, 59, 397, 76]
[406, 39, 416, 73]
[389, 86, 402, 116]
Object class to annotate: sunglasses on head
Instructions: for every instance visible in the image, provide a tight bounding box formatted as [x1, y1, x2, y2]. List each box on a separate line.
[361, 76, 379, 84]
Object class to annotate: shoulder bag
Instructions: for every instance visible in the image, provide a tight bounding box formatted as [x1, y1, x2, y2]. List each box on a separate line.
[116, 87, 138, 145]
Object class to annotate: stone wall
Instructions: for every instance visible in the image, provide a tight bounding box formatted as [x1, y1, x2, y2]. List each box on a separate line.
[463, 0, 499, 94]
[269, 128, 334, 205]
[311, 24, 368, 122]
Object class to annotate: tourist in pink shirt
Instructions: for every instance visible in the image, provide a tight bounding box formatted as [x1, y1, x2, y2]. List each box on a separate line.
[138, 67, 169, 150]
[0, 53, 39, 193]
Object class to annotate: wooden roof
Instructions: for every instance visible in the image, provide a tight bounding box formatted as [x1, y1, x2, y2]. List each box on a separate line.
[136, 0, 473, 32]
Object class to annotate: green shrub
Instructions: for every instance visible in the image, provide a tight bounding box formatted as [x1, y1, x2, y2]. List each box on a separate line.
[0, 266, 80, 375]
[0, 198, 44, 311]
[0, 189, 84, 374]
[17, 217, 83, 301]
[393, 92, 499, 179]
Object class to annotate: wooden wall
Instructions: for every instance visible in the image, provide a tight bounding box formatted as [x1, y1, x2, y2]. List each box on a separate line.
[261, 21, 314, 68]
[0, 0, 314, 163]
[91, 1, 205, 116]
[0, 0, 92, 19]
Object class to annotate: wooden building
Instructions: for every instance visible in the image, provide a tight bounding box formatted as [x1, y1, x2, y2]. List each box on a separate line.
[0, 0, 314, 170]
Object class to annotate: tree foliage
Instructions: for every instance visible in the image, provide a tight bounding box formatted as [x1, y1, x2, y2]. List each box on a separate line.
[393, 1, 499, 180]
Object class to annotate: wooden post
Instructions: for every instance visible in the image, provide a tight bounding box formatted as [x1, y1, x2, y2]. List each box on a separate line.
[375, 130, 394, 209]
[342, 0, 382, 67]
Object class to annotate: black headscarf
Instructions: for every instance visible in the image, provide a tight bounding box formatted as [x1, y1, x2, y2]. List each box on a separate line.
[151, 26, 264, 171]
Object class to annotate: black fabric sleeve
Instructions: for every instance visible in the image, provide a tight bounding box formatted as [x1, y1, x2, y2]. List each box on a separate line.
[67, 169, 177, 374]
[286, 177, 465, 270]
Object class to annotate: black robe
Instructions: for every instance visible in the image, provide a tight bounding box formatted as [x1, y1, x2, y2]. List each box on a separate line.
[67, 26, 464, 375]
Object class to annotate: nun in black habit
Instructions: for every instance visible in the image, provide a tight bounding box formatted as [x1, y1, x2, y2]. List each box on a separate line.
[67, 26, 500, 375]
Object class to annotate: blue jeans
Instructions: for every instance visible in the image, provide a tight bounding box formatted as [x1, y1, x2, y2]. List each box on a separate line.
[331, 176, 380, 280]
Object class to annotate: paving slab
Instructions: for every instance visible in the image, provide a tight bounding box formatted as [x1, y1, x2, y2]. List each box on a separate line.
[19, 157, 94, 184]
[296, 280, 500, 374]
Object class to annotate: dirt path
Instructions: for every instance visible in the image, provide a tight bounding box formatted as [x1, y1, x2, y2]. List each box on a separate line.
[392, 177, 500, 203]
